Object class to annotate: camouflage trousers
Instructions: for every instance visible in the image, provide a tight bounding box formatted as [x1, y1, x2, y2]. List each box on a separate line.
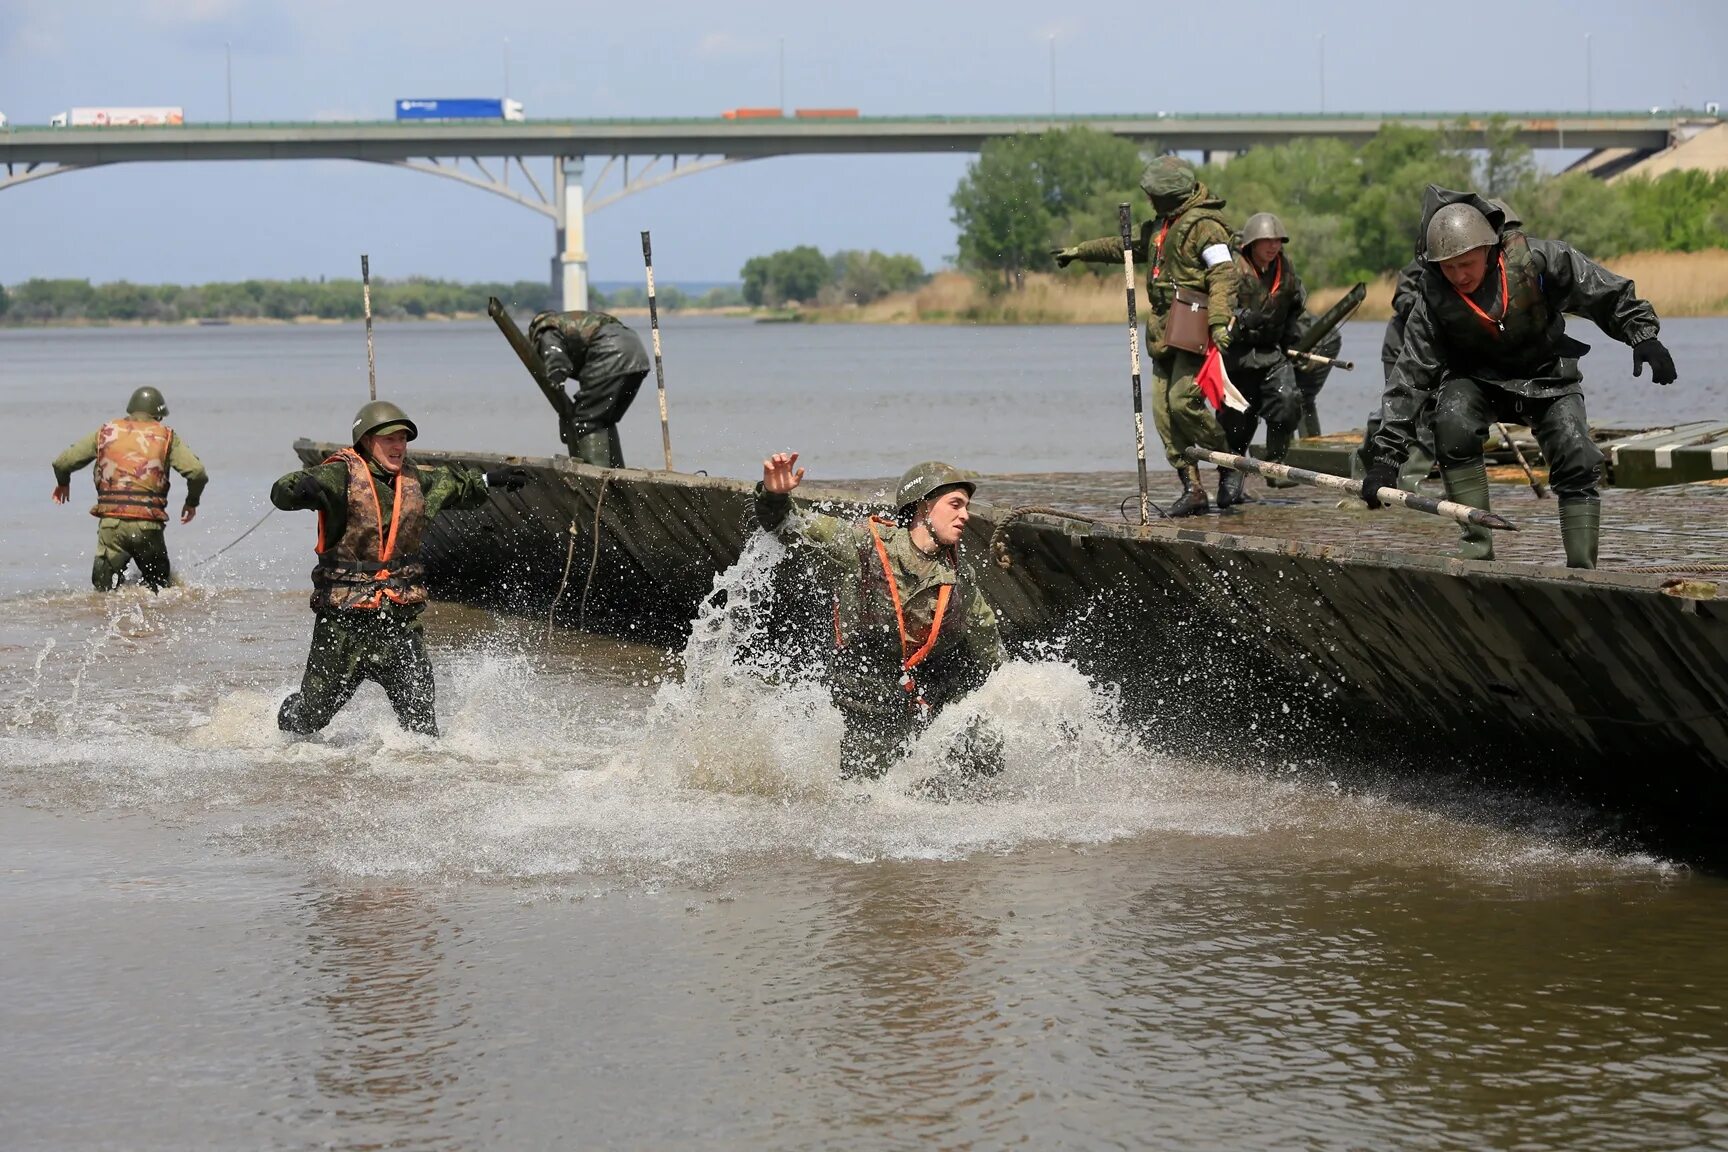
[278, 611, 439, 736]
[92, 518, 171, 592]
[1433, 380, 1602, 501]
[1150, 347, 1229, 470]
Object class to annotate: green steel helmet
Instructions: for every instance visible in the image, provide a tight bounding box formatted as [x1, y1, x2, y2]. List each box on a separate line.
[350, 399, 419, 446]
[894, 461, 976, 512]
[1240, 212, 1289, 246]
[1487, 197, 1523, 230]
[126, 386, 168, 419]
[1139, 155, 1197, 210]
[1424, 203, 1498, 263]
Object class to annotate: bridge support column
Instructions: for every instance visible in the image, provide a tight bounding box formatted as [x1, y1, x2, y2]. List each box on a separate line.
[553, 156, 589, 311]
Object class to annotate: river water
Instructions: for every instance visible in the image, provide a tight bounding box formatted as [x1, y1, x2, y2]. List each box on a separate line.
[2, 318, 1725, 1151]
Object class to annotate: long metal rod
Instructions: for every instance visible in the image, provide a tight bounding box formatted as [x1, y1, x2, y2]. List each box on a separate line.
[1185, 446, 1519, 532]
[1118, 202, 1150, 526]
[1494, 422, 1550, 498]
[361, 254, 376, 401]
[641, 230, 674, 471]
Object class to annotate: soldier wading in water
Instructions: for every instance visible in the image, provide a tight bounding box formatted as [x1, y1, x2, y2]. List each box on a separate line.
[270, 401, 530, 736]
[756, 451, 1006, 784]
[1363, 186, 1677, 568]
[50, 386, 208, 592]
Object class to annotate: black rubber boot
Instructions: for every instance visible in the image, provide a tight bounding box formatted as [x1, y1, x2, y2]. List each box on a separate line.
[572, 427, 624, 467]
[1169, 463, 1210, 518]
[1263, 426, 1300, 488]
[1300, 398, 1322, 439]
[1217, 466, 1249, 509]
[1559, 499, 1600, 570]
[1441, 459, 1495, 561]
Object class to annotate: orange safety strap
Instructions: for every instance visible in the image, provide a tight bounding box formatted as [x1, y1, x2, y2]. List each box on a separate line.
[1150, 220, 1172, 281]
[1264, 257, 1282, 298]
[1452, 251, 1508, 334]
[867, 516, 952, 676]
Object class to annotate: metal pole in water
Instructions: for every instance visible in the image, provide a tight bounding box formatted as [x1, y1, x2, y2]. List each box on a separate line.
[1117, 203, 1151, 526]
[361, 254, 376, 401]
[641, 231, 674, 470]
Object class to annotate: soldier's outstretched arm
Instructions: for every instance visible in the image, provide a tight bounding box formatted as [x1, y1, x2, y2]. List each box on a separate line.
[270, 462, 346, 513]
[50, 431, 99, 502]
[168, 435, 209, 518]
[420, 463, 501, 516]
[1533, 239, 1659, 346]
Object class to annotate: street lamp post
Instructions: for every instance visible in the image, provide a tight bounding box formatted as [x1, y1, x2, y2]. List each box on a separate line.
[225, 41, 233, 123]
[1585, 33, 1593, 113]
[1049, 35, 1056, 118]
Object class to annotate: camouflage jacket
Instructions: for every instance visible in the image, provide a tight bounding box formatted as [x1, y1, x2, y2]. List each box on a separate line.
[271, 455, 491, 615]
[1068, 183, 1239, 352]
[755, 484, 1003, 711]
[53, 414, 209, 519]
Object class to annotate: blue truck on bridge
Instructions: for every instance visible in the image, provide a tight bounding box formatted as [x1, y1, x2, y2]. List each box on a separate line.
[395, 98, 525, 122]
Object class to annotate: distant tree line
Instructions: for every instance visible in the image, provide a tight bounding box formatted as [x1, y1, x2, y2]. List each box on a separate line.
[739, 246, 929, 307]
[592, 283, 745, 310]
[953, 123, 1728, 291]
[0, 277, 558, 325]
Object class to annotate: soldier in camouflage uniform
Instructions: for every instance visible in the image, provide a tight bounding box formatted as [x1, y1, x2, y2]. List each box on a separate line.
[1053, 156, 1240, 516]
[1215, 212, 1342, 506]
[1364, 186, 1677, 568]
[527, 309, 652, 467]
[756, 451, 1006, 783]
[270, 400, 530, 737]
[51, 385, 208, 591]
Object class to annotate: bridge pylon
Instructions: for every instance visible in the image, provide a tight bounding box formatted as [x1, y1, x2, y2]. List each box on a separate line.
[553, 156, 589, 311]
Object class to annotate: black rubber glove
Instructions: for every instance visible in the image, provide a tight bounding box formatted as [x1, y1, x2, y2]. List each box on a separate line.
[485, 466, 531, 493]
[1632, 337, 1677, 385]
[1049, 247, 1078, 269]
[293, 472, 324, 505]
[1359, 462, 1399, 509]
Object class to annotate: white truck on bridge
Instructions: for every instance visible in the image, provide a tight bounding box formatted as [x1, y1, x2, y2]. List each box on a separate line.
[50, 107, 185, 128]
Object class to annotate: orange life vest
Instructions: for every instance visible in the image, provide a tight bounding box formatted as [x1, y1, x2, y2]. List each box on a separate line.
[309, 448, 428, 613]
[91, 419, 173, 522]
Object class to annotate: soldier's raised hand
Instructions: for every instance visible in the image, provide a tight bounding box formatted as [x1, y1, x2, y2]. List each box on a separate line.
[1050, 247, 1079, 269]
[762, 451, 805, 494]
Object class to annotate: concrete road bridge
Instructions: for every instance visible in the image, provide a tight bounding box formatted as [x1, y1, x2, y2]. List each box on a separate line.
[0, 110, 1715, 308]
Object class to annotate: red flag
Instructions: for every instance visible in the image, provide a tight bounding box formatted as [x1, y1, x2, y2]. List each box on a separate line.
[1196, 343, 1250, 412]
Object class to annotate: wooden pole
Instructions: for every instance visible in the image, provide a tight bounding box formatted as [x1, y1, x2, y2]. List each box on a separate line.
[1117, 203, 1151, 526]
[641, 231, 674, 471]
[1495, 422, 1550, 498]
[1185, 446, 1519, 532]
[361, 254, 376, 401]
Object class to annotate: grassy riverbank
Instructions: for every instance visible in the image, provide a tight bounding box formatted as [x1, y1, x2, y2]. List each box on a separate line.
[796, 248, 1728, 325]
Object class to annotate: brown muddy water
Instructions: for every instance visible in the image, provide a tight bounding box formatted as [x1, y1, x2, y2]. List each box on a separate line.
[2, 319, 1725, 1150]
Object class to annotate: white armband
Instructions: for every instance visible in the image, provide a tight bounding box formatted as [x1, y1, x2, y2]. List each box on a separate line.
[1201, 243, 1232, 268]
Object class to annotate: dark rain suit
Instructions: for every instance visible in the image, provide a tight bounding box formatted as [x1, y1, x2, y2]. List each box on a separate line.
[1370, 196, 1660, 504]
[526, 310, 651, 453]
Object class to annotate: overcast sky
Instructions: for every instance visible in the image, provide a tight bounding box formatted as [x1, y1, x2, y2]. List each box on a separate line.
[1, 0, 1723, 286]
